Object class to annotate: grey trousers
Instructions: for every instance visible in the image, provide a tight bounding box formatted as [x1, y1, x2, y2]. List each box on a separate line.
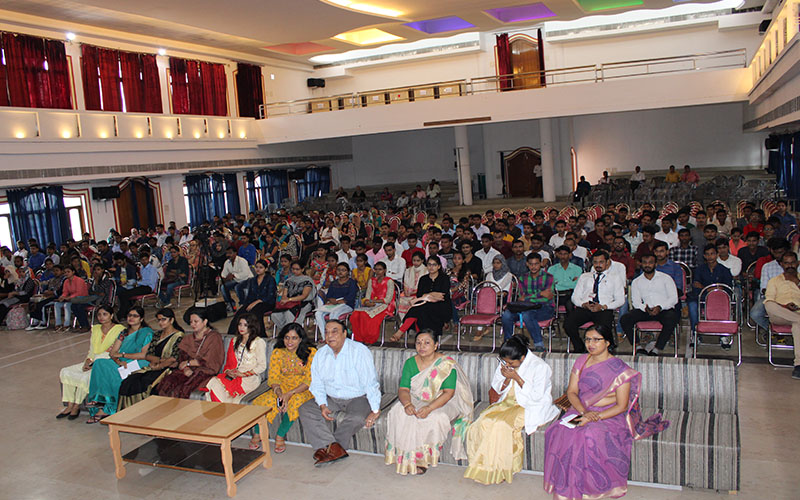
[298, 395, 371, 451]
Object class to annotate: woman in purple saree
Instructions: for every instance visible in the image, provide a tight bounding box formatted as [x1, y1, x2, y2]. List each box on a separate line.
[543, 325, 669, 500]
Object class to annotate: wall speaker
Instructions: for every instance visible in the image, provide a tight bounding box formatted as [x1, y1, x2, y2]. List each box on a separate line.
[91, 186, 121, 200]
[307, 78, 326, 88]
[765, 136, 780, 151]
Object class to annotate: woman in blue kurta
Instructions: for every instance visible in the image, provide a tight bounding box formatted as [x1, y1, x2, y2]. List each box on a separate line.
[85, 306, 153, 423]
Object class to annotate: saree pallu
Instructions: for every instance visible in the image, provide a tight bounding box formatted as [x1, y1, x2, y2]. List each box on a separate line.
[385, 356, 473, 475]
[463, 385, 526, 484]
[87, 327, 153, 416]
[351, 277, 395, 345]
[543, 355, 670, 500]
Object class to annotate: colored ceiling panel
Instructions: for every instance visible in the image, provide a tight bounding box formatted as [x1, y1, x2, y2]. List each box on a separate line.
[333, 28, 405, 45]
[484, 3, 557, 23]
[576, 0, 645, 12]
[262, 42, 335, 55]
[404, 16, 475, 34]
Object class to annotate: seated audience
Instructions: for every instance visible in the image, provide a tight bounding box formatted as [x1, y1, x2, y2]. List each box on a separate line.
[57, 305, 123, 420]
[157, 309, 225, 399]
[464, 335, 559, 485]
[85, 306, 153, 423]
[716, 238, 742, 278]
[251, 323, 317, 452]
[486, 254, 513, 298]
[220, 246, 253, 312]
[71, 263, 114, 333]
[51, 265, 88, 332]
[688, 245, 733, 345]
[27, 264, 64, 330]
[228, 259, 277, 335]
[548, 245, 583, 314]
[158, 246, 190, 307]
[203, 314, 267, 403]
[397, 253, 427, 319]
[385, 330, 473, 476]
[299, 320, 381, 466]
[271, 261, 315, 332]
[315, 263, 358, 340]
[620, 254, 680, 356]
[117, 308, 185, 411]
[762, 252, 800, 380]
[543, 325, 669, 499]
[350, 262, 396, 344]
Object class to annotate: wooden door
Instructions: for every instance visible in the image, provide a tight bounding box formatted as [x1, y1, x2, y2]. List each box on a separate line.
[510, 37, 542, 90]
[505, 148, 542, 198]
[117, 179, 156, 234]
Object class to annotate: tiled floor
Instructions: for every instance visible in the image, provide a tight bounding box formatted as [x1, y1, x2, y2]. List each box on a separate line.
[1, 304, 797, 500]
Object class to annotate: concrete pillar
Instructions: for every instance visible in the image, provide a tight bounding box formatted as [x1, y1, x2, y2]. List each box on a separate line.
[540, 118, 556, 203]
[454, 125, 473, 206]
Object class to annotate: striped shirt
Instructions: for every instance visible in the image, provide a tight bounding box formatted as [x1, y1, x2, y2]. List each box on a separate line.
[519, 271, 555, 307]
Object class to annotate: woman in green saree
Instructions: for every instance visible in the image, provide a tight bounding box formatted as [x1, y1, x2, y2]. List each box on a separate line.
[384, 330, 473, 475]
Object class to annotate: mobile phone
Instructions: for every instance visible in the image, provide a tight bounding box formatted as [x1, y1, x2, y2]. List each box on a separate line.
[225, 373, 235, 381]
[277, 397, 283, 408]
[560, 414, 580, 429]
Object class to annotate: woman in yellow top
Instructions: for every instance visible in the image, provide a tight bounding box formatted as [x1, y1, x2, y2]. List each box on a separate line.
[352, 253, 372, 291]
[664, 164, 681, 183]
[250, 322, 316, 453]
[57, 305, 124, 420]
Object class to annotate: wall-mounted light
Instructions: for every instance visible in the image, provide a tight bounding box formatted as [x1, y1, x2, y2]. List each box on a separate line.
[194, 132, 201, 139]
[239, 131, 246, 139]
[15, 131, 25, 139]
[270, 74, 275, 80]
[165, 131, 173, 139]
[65, 32, 76, 41]
[61, 130, 72, 138]
[158, 48, 167, 56]
[135, 131, 143, 139]
[99, 131, 108, 139]
[218, 132, 225, 139]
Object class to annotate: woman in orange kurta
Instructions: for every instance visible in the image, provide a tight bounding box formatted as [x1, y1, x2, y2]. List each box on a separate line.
[250, 323, 316, 453]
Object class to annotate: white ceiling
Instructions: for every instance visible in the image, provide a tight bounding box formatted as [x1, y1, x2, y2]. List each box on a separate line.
[0, 0, 732, 62]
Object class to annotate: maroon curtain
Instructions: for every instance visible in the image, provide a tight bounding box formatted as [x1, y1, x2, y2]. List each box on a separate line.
[97, 47, 121, 111]
[119, 51, 144, 112]
[236, 62, 263, 118]
[211, 62, 228, 116]
[199, 61, 215, 115]
[186, 60, 202, 115]
[3, 32, 36, 107]
[0, 44, 8, 107]
[169, 57, 189, 114]
[81, 44, 101, 110]
[496, 33, 512, 91]
[44, 39, 72, 109]
[140, 54, 162, 113]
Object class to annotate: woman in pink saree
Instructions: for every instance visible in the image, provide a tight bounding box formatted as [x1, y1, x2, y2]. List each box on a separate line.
[543, 325, 669, 500]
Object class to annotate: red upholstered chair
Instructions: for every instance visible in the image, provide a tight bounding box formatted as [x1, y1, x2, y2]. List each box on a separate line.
[634, 320, 679, 357]
[693, 284, 740, 365]
[767, 322, 795, 367]
[458, 282, 502, 351]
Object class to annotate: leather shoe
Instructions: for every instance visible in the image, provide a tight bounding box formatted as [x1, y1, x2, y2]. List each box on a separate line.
[313, 448, 329, 465]
[316, 442, 348, 466]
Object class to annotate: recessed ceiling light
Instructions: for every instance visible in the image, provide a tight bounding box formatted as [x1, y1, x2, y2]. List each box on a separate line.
[484, 3, 557, 23]
[325, 0, 403, 18]
[158, 48, 167, 56]
[65, 32, 76, 41]
[333, 28, 404, 46]
[404, 16, 475, 34]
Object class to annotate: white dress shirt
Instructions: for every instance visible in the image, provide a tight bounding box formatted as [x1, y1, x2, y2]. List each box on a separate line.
[471, 224, 490, 240]
[337, 248, 356, 265]
[717, 255, 742, 278]
[310, 338, 382, 412]
[630, 271, 678, 312]
[655, 229, 679, 249]
[380, 256, 406, 282]
[549, 233, 567, 248]
[571, 270, 626, 309]
[491, 352, 559, 434]
[572, 245, 589, 263]
[624, 232, 643, 253]
[475, 247, 501, 275]
[608, 260, 627, 284]
[221, 255, 253, 282]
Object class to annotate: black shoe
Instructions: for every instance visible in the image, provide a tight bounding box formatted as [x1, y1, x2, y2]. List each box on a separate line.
[635, 348, 649, 356]
[56, 411, 70, 419]
[67, 409, 81, 420]
[792, 366, 800, 380]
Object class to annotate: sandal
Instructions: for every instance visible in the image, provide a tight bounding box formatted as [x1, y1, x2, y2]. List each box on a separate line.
[85, 414, 105, 424]
[389, 331, 405, 343]
[249, 437, 261, 450]
[274, 437, 286, 454]
[416, 466, 427, 475]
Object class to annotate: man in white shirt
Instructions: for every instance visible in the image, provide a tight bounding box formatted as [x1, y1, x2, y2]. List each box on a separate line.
[619, 254, 680, 356]
[178, 226, 193, 247]
[470, 214, 490, 240]
[548, 220, 568, 249]
[336, 236, 356, 265]
[220, 247, 253, 312]
[655, 215, 679, 249]
[624, 219, 643, 253]
[379, 244, 405, 283]
[565, 250, 626, 352]
[629, 165, 645, 193]
[396, 192, 410, 208]
[155, 224, 169, 247]
[716, 238, 741, 278]
[474, 233, 501, 276]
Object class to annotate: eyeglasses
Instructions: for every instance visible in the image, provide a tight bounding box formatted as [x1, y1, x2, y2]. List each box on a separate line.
[584, 337, 605, 343]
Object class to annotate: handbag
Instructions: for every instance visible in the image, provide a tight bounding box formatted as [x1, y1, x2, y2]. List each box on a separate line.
[273, 299, 302, 311]
[506, 301, 542, 314]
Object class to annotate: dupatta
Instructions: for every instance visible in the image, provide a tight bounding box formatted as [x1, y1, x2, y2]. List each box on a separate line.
[575, 355, 669, 440]
[203, 341, 246, 397]
[409, 356, 473, 460]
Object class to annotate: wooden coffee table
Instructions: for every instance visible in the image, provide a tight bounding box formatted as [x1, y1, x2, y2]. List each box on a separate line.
[101, 396, 271, 497]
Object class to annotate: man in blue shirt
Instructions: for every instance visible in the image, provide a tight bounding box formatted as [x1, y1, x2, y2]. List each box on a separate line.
[237, 234, 257, 265]
[117, 253, 157, 317]
[654, 241, 684, 295]
[688, 244, 733, 346]
[27, 243, 45, 270]
[314, 263, 359, 340]
[300, 320, 381, 466]
[775, 200, 797, 233]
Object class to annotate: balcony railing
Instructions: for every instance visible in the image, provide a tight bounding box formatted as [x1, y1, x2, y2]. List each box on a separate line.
[260, 48, 747, 118]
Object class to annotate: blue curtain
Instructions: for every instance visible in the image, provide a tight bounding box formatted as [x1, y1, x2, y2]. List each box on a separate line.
[774, 134, 800, 205]
[259, 169, 289, 207]
[7, 186, 70, 246]
[185, 174, 214, 227]
[144, 180, 157, 229]
[296, 166, 330, 203]
[224, 173, 241, 215]
[245, 171, 258, 211]
[210, 174, 227, 217]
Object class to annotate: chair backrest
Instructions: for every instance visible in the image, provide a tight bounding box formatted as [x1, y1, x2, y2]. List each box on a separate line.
[700, 285, 733, 322]
[676, 262, 691, 297]
[415, 212, 426, 224]
[473, 282, 501, 315]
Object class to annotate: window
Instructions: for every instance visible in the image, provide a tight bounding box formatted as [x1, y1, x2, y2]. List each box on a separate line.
[63, 197, 86, 240]
[183, 185, 190, 223]
[0, 203, 11, 249]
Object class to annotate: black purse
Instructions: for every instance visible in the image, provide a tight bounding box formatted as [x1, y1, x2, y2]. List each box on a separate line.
[506, 301, 542, 314]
